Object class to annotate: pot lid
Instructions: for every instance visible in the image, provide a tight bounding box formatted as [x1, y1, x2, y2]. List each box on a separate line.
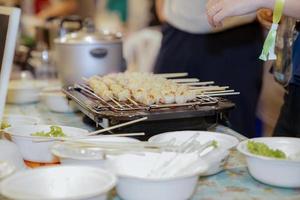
[55, 20, 122, 44]
[55, 30, 122, 44]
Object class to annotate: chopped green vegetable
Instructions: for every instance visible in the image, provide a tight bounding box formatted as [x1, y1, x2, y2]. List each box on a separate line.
[0, 121, 11, 130]
[31, 126, 66, 138]
[211, 140, 218, 148]
[247, 141, 286, 159]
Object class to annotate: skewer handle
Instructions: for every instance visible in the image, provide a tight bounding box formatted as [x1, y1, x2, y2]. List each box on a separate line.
[98, 132, 145, 137]
[180, 81, 214, 86]
[87, 117, 148, 136]
[155, 72, 188, 78]
[172, 78, 200, 83]
[203, 90, 235, 94]
[192, 86, 229, 93]
[197, 92, 240, 97]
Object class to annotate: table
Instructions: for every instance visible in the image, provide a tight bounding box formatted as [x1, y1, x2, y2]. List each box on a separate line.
[3, 103, 300, 200]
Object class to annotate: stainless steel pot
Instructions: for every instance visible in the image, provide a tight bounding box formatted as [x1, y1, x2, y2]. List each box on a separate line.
[54, 21, 124, 85]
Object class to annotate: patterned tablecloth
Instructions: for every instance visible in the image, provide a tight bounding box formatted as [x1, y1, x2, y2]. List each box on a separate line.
[2, 103, 300, 200]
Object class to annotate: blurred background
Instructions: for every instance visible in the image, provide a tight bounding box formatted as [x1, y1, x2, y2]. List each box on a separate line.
[0, 0, 285, 137]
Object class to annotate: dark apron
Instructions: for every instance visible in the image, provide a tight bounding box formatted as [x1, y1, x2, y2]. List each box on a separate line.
[154, 22, 264, 138]
[274, 35, 300, 137]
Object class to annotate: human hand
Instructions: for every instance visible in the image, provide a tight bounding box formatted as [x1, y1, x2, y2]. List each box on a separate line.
[257, 9, 273, 29]
[206, 0, 267, 27]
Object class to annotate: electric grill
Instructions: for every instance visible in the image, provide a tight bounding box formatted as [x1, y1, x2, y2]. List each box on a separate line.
[63, 82, 236, 139]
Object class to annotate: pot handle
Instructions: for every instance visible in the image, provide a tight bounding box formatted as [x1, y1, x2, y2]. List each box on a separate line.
[90, 48, 108, 59]
[59, 15, 83, 37]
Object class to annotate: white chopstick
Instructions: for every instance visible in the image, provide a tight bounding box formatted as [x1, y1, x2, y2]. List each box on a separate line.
[58, 140, 178, 154]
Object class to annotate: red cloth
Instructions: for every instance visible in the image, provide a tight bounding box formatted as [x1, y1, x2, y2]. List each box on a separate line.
[34, 0, 50, 14]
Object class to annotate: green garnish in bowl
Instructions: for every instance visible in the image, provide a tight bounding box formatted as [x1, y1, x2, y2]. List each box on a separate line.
[31, 126, 66, 138]
[247, 141, 286, 159]
[1, 121, 11, 130]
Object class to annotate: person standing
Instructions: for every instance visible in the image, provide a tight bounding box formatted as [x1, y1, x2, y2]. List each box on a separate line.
[207, 0, 300, 137]
[154, 0, 264, 137]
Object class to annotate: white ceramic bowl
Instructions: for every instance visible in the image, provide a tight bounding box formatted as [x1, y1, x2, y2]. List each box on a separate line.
[149, 131, 239, 175]
[6, 125, 89, 163]
[0, 165, 116, 200]
[52, 136, 140, 168]
[39, 87, 78, 113]
[0, 140, 26, 170]
[2, 115, 41, 127]
[0, 161, 15, 179]
[237, 137, 300, 188]
[109, 152, 208, 200]
[7, 80, 47, 104]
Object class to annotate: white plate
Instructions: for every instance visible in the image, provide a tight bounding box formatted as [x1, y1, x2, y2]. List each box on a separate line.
[0, 166, 116, 200]
[237, 137, 300, 188]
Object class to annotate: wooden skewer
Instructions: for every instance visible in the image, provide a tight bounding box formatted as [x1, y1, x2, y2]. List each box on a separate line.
[192, 86, 229, 93]
[65, 140, 169, 149]
[127, 97, 139, 106]
[86, 117, 148, 136]
[172, 78, 200, 83]
[155, 72, 188, 78]
[32, 132, 146, 143]
[203, 90, 235, 94]
[108, 96, 124, 108]
[95, 132, 145, 137]
[180, 81, 214, 86]
[197, 92, 240, 97]
[7, 117, 148, 143]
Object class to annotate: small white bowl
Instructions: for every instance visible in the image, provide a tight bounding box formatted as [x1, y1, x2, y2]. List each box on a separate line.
[39, 87, 78, 113]
[0, 140, 26, 170]
[0, 165, 117, 200]
[109, 152, 208, 200]
[6, 125, 89, 163]
[0, 161, 15, 179]
[237, 137, 300, 188]
[52, 136, 140, 167]
[149, 131, 239, 175]
[2, 115, 41, 127]
[7, 80, 47, 104]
